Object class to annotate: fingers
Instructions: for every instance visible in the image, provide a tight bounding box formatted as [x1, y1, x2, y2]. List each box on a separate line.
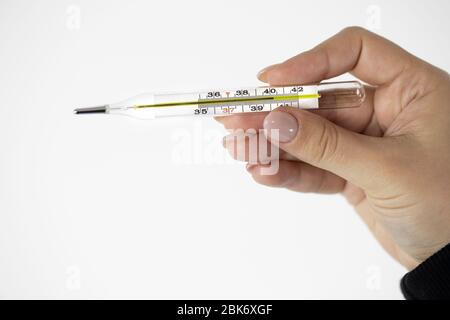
[215, 112, 267, 131]
[262, 107, 400, 191]
[223, 132, 297, 163]
[258, 26, 418, 86]
[247, 160, 346, 194]
[218, 27, 418, 193]
[222, 131, 348, 194]
[254, 27, 417, 137]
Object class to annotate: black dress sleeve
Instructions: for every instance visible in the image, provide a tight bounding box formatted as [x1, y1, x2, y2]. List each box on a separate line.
[401, 243, 450, 300]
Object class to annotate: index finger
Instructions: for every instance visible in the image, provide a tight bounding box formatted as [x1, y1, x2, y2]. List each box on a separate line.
[260, 26, 418, 86]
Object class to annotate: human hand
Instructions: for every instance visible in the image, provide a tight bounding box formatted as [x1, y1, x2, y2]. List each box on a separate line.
[217, 27, 450, 270]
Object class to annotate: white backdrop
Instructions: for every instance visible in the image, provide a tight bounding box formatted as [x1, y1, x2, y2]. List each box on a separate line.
[0, 0, 449, 299]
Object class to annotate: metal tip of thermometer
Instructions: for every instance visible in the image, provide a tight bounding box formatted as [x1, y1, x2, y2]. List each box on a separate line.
[74, 105, 108, 114]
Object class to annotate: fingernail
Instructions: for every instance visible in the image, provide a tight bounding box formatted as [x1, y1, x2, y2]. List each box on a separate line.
[263, 112, 298, 143]
[257, 64, 278, 82]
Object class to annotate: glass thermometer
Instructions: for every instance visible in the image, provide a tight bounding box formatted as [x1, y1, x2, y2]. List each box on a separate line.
[74, 81, 365, 119]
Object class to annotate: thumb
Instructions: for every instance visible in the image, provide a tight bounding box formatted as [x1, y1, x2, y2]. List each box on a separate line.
[263, 108, 393, 191]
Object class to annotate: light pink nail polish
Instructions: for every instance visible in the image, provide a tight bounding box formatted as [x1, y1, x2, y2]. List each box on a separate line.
[263, 112, 298, 143]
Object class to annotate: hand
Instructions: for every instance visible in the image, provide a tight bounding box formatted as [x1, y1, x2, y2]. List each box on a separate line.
[216, 27, 450, 270]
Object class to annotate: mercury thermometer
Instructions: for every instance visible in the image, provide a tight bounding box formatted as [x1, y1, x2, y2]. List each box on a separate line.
[74, 81, 365, 119]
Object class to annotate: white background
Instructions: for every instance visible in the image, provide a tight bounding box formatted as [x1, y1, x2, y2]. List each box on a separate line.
[0, 0, 449, 299]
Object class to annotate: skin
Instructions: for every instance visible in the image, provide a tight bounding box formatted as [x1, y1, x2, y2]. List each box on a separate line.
[216, 27, 450, 270]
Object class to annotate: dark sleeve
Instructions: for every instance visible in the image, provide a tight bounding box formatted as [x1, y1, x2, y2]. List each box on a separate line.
[401, 243, 450, 300]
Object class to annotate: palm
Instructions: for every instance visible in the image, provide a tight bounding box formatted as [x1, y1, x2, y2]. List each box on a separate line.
[340, 81, 441, 269]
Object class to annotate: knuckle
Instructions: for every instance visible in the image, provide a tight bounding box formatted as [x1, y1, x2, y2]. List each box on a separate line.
[341, 26, 367, 35]
[308, 122, 341, 165]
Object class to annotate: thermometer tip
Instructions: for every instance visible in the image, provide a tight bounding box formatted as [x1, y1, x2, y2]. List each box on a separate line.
[74, 105, 108, 115]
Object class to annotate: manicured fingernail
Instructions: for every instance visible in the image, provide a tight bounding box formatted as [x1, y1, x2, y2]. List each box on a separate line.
[257, 64, 278, 82]
[263, 111, 298, 143]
